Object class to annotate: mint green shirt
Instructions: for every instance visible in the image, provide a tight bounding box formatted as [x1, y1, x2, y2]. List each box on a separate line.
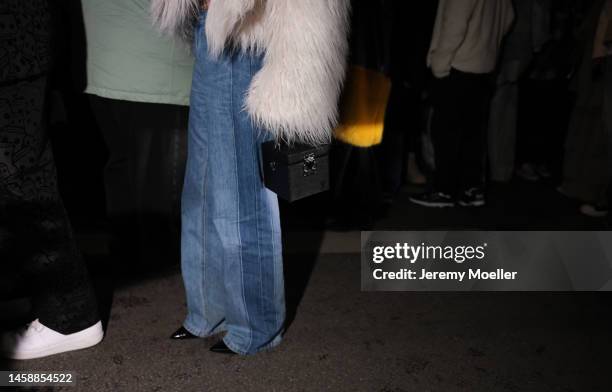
[82, 0, 194, 105]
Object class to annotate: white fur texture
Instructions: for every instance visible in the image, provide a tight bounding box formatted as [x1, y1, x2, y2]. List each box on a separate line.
[152, 0, 351, 145]
[150, 0, 200, 41]
[205, 0, 258, 57]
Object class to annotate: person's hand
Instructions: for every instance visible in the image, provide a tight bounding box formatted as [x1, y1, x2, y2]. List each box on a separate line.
[431, 65, 451, 79]
[429, 58, 452, 79]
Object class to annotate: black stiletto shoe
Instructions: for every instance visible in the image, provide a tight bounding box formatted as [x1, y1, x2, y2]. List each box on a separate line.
[209, 340, 236, 355]
[170, 326, 197, 340]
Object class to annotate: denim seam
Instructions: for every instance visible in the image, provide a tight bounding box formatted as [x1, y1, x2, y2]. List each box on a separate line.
[199, 106, 210, 334]
[229, 57, 253, 353]
[269, 202, 280, 330]
[250, 54, 267, 341]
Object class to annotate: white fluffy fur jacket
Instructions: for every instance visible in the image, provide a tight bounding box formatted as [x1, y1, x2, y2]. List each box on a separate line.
[152, 0, 351, 145]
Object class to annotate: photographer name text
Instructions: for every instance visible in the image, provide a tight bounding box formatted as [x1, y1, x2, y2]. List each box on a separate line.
[371, 243, 518, 281]
[372, 268, 518, 281]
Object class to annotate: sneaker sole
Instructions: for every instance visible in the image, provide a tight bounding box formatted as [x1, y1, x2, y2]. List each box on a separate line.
[458, 200, 486, 207]
[579, 206, 609, 218]
[3, 322, 104, 360]
[409, 197, 455, 208]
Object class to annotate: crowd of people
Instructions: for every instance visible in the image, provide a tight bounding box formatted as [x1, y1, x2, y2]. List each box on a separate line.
[0, 0, 610, 363]
[379, 0, 612, 218]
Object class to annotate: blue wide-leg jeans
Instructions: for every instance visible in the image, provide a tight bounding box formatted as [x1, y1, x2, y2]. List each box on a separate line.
[181, 12, 285, 355]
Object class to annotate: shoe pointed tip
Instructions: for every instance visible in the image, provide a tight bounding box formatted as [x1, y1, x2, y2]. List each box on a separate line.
[170, 327, 197, 340]
[209, 340, 236, 355]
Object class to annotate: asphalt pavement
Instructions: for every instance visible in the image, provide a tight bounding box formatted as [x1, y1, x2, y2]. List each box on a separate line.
[2, 180, 611, 391]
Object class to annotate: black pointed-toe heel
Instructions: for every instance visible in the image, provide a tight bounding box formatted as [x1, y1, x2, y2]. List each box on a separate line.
[170, 326, 197, 340]
[209, 340, 236, 355]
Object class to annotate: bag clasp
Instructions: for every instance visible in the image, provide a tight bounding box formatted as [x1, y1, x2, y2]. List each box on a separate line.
[303, 153, 317, 176]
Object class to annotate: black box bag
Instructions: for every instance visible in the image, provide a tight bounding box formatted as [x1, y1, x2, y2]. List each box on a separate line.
[261, 141, 330, 202]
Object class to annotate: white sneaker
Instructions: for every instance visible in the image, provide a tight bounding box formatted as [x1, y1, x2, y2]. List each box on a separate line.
[1, 319, 104, 360]
[580, 204, 609, 218]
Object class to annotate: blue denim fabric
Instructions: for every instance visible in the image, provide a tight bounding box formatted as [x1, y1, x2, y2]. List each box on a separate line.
[180, 12, 285, 355]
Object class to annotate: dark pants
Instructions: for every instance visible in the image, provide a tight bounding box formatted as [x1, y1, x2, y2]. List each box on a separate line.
[0, 77, 99, 334]
[378, 82, 423, 193]
[88, 96, 188, 267]
[431, 69, 492, 195]
[517, 78, 572, 173]
[606, 57, 612, 205]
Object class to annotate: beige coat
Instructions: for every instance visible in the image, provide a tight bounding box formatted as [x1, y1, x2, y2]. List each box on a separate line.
[428, 0, 515, 78]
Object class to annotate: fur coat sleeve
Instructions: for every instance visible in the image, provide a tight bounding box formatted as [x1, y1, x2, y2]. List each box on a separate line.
[152, 0, 351, 145]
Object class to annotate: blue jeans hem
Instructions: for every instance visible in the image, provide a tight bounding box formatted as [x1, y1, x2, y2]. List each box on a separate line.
[183, 319, 226, 338]
[223, 333, 283, 356]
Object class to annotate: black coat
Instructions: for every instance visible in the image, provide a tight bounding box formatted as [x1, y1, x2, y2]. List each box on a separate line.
[0, 0, 52, 83]
[387, 0, 439, 89]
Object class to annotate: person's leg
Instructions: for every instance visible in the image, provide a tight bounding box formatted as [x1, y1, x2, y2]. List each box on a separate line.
[90, 96, 188, 267]
[458, 72, 491, 191]
[0, 77, 99, 335]
[536, 80, 558, 172]
[605, 56, 612, 195]
[431, 73, 461, 196]
[516, 79, 548, 181]
[405, 91, 427, 185]
[584, 54, 612, 215]
[379, 82, 409, 194]
[560, 77, 608, 203]
[488, 81, 518, 182]
[548, 78, 573, 179]
[181, 13, 285, 354]
[220, 49, 285, 354]
[88, 96, 137, 218]
[134, 103, 188, 223]
[410, 73, 460, 207]
[122, 101, 188, 265]
[180, 15, 226, 337]
[89, 96, 140, 265]
[488, 58, 532, 182]
[379, 83, 424, 193]
[526, 79, 556, 179]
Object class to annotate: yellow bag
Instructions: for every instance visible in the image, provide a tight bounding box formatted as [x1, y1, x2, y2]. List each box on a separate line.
[334, 65, 391, 148]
